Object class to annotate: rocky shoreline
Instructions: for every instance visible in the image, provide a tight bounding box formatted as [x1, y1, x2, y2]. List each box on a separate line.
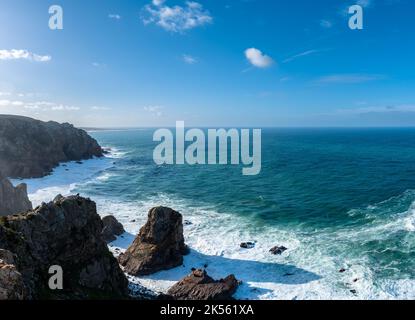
[0, 116, 240, 300]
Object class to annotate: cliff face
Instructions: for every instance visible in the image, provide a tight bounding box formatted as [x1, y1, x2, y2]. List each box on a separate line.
[0, 195, 128, 299]
[0, 171, 32, 217]
[0, 115, 103, 178]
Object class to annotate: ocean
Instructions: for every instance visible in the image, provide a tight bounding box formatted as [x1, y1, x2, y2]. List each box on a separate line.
[13, 128, 415, 300]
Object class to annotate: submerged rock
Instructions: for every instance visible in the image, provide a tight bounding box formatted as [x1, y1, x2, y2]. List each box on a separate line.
[167, 269, 239, 300]
[240, 242, 255, 249]
[269, 246, 288, 255]
[0, 171, 32, 216]
[0, 195, 128, 299]
[118, 206, 189, 276]
[0, 115, 103, 178]
[101, 215, 125, 243]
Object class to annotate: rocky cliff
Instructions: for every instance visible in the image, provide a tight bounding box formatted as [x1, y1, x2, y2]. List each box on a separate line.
[0, 115, 103, 178]
[0, 171, 32, 216]
[0, 195, 128, 299]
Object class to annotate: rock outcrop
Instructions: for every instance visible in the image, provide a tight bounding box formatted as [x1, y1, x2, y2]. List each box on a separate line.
[0, 171, 32, 216]
[0, 115, 103, 178]
[270, 246, 287, 255]
[0, 249, 26, 300]
[118, 207, 188, 276]
[102, 215, 125, 243]
[0, 195, 128, 299]
[167, 269, 239, 300]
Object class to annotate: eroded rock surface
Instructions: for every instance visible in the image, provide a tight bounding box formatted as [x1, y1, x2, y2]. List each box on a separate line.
[0, 171, 32, 216]
[102, 215, 125, 243]
[0, 195, 128, 299]
[118, 207, 188, 276]
[167, 269, 239, 300]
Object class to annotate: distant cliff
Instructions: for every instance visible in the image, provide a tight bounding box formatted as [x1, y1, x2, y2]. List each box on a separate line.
[0, 171, 32, 217]
[0, 115, 103, 178]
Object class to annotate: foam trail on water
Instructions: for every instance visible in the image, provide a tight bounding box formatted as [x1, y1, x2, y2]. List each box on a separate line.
[11, 156, 114, 206]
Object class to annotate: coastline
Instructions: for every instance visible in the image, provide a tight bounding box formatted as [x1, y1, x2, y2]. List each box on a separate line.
[9, 138, 415, 300]
[11, 149, 406, 301]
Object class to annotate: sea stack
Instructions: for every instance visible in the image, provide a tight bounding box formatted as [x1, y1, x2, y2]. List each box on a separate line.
[0, 115, 103, 178]
[0, 171, 32, 216]
[118, 206, 189, 276]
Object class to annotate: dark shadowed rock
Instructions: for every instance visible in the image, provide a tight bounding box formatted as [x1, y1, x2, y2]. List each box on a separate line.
[118, 206, 188, 276]
[240, 242, 255, 249]
[167, 269, 239, 300]
[102, 215, 125, 243]
[0, 115, 103, 178]
[0, 249, 26, 300]
[0, 195, 128, 299]
[0, 171, 32, 216]
[270, 246, 287, 255]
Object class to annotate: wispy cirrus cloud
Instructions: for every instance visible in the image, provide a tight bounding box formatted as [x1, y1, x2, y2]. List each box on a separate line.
[283, 49, 323, 63]
[108, 14, 121, 20]
[0, 49, 51, 62]
[144, 105, 164, 117]
[337, 104, 415, 115]
[142, 0, 212, 33]
[0, 98, 80, 111]
[314, 74, 386, 84]
[244, 48, 274, 68]
[357, 0, 373, 8]
[182, 54, 198, 64]
[320, 19, 333, 28]
[91, 106, 111, 111]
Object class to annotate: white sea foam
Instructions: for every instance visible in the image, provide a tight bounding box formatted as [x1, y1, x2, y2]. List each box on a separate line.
[11, 156, 114, 207]
[12, 157, 415, 300]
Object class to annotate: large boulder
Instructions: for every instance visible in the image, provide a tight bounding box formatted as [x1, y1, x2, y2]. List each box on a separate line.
[0, 171, 32, 216]
[0, 115, 103, 178]
[101, 215, 125, 243]
[167, 269, 239, 300]
[118, 207, 188, 276]
[0, 195, 128, 299]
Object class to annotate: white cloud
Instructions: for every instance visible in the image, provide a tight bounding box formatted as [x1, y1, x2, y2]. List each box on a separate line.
[320, 20, 333, 28]
[357, 0, 372, 8]
[142, 1, 212, 33]
[51, 105, 80, 111]
[108, 14, 121, 20]
[0, 98, 80, 111]
[0, 92, 11, 96]
[0, 49, 51, 62]
[314, 74, 385, 84]
[244, 48, 274, 68]
[91, 106, 111, 111]
[337, 104, 415, 115]
[183, 54, 197, 64]
[152, 0, 165, 5]
[144, 105, 163, 117]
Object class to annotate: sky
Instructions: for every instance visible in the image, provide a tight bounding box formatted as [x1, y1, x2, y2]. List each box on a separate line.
[0, 0, 414, 127]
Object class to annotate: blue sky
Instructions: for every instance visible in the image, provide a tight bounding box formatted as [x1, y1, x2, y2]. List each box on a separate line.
[0, 0, 414, 127]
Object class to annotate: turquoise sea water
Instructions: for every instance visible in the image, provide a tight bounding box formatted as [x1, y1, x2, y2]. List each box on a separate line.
[18, 128, 415, 299]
